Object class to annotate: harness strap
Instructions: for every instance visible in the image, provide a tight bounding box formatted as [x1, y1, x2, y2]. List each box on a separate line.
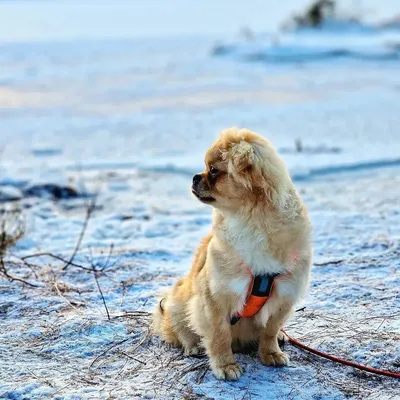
[230, 273, 279, 325]
[230, 252, 298, 326]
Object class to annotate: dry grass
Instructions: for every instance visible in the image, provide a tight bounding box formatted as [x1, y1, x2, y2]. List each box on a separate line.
[0, 204, 32, 286]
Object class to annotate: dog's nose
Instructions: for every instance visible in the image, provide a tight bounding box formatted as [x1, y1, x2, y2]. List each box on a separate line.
[192, 174, 202, 185]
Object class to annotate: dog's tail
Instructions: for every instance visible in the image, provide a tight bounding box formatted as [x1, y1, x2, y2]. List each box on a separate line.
[159, 298, 166, 314]
[152, 293, 181, 346]
[152, 292, 169, 336]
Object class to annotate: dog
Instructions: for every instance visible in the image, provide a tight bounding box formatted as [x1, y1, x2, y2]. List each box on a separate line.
[153, 127, 312, 380]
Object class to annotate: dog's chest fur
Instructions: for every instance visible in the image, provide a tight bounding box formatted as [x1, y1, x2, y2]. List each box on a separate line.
[209, 215, 290, 326]
[220, 215, 285, 276]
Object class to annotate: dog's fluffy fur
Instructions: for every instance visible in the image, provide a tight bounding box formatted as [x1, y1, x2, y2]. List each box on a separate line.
[153, 128, 312, 380]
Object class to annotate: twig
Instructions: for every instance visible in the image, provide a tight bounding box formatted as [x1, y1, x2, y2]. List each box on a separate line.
[25, 367, 54, 388]
[9, 255, 41, 279]
[314, 259, 344, 266]
[101, 243, 114, 272]
[0, 216, 36, 286]
[112, 310, 152, 319]
[0, 265, 39, 287]
[62, 192, 97, 271]
[240, 380, 252, 400]
[195, 362, 210, 384]
[49, 383, 71, 399]
[92, 267, 110, 320]
[86, 244, 112, 321]
[0, 251, 39, 287]
[0, 217, 25, 253]
[177, 360, 209, 382]
[120, 351, 146, 365]
[128, 325, 153, 355]
[22, 252, 92, 271]
[53, 281, 83, 314]
[90, 338, 130, 371]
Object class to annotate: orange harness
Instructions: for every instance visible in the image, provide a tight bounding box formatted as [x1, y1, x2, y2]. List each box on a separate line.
[230, 254, 297, 325]
[230, 269, 279, 325]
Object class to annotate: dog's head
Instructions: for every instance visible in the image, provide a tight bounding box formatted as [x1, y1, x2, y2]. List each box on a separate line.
[191, 127, 292, 211]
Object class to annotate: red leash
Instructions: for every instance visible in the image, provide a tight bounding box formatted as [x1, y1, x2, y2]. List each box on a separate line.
[281, 330, 400, 379]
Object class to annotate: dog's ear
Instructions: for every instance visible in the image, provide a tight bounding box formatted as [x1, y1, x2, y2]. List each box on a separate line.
[227, 140, 260, 190]
[229, 140, 256, 173]
[228, 139, 285, 205]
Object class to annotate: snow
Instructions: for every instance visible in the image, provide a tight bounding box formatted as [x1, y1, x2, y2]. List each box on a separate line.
[0, 1, 399, 399]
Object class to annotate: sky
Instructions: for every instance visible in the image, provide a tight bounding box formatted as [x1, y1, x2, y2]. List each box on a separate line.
[0, 0, 399, 43]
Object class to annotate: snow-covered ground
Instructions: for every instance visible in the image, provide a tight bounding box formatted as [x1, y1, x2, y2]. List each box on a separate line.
[0, 1, 399, 399]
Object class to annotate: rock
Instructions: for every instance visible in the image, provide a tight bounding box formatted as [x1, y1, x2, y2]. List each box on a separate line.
[211, 44, 235, 56]
[0, 186, 23, 203]
[23, 184, 79, 200]
[32, 148, 62, 157]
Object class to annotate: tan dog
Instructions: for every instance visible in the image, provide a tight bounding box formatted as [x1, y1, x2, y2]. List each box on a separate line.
[153, 127, 312, 380]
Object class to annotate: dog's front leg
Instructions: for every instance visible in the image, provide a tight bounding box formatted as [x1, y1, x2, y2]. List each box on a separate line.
[202, 315, 242, 380]
[259, 304, 292, 366]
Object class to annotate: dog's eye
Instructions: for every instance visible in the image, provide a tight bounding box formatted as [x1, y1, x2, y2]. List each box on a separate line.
[210, 166, 219, 176]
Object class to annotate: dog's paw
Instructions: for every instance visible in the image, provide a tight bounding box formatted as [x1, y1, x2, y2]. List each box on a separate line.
[184, 344, 204, 357]
[260, 350, 289, 367]
[212, 363, 243, 381]
[277, 330, 288, 344]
